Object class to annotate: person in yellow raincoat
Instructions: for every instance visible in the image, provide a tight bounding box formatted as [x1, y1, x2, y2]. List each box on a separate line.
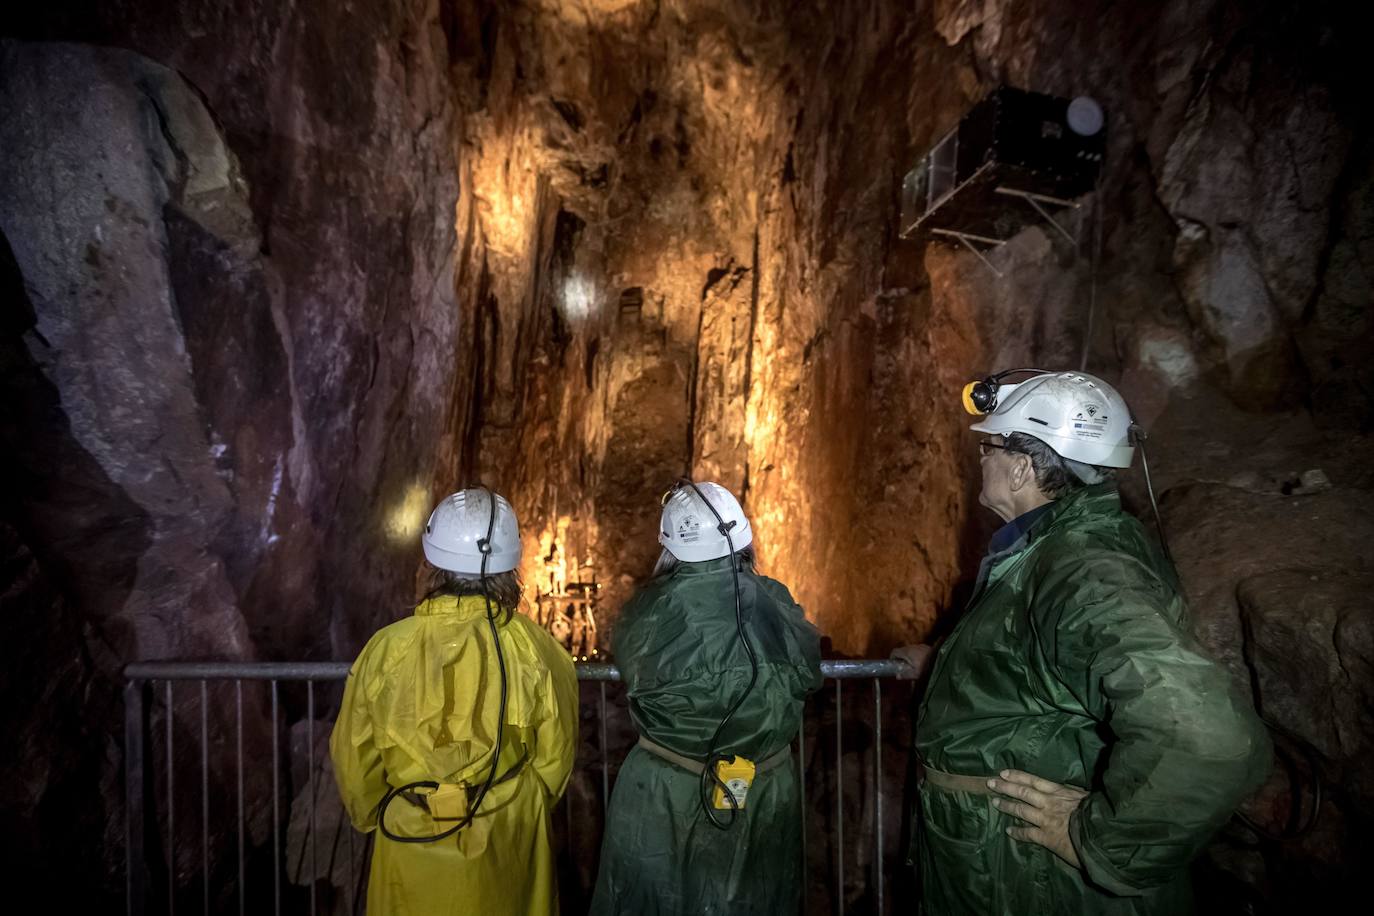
[331, 488, 580, 915]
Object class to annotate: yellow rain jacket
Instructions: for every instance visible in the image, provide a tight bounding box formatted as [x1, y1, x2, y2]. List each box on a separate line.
[331, 594, 579, 915]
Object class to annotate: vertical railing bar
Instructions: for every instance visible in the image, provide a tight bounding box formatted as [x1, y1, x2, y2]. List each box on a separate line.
[125, 664, 903, 916]
[875, 677, 884, 915]
[124, 679, 147, 916]
[599, 681, 609, 815]
[836, 678, 844, 916]
[200, 680, 209, 916]
[236, 679, 245, 916]
[326, 798, 346, 898]
[799, 697, 808, 916]
[166, 680, 175, 916]
[271, 679, 281, 916]
[564, 787, 574, 864]
[352, 833, 371, 916]
[308, 681, 317, 916]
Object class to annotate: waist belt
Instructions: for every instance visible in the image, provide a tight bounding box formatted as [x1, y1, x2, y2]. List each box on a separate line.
[637, 736, 791, 776]
[918, 759, 995, 796]
[399, 747, 530, 812]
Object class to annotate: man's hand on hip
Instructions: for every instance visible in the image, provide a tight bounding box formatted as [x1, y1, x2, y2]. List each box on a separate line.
[988, 769, 1088, 868]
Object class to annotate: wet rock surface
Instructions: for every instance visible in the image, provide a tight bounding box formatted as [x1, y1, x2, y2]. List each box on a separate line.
[1, 0, 1372, 911]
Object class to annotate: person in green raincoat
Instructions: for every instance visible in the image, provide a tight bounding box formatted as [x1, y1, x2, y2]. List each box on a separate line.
[892, 371, 1271, 915]
[591, 480, 822, 916]
[330, 488, 579, 916]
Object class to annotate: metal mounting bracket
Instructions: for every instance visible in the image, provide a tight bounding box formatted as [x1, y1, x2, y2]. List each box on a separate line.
[994, 186, 1081, 246]
[930, 228, 1007, 278]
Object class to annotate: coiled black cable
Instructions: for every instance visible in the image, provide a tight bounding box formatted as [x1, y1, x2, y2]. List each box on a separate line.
[377, 487, 509, 843]
[671, 478, 761, 830]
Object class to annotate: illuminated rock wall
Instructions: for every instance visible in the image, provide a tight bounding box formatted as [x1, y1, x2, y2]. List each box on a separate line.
[2, 0, 1371, 909]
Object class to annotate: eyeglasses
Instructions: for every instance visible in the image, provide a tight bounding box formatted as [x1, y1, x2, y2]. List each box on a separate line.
[978, 439, 1016, 457]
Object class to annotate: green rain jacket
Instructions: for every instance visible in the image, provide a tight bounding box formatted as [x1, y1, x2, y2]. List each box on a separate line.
[915, 484, 1270, 915]
[590, 556, 823, 916]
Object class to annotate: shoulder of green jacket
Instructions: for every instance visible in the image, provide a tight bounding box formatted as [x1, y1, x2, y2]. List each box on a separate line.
[1027, 485, 1169, 571]
[993, 487, 1171, 612]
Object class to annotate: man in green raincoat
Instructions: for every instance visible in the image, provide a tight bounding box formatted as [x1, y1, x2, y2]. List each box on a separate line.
[894, 371, 1270, 915]
[591, 481, 822, 915]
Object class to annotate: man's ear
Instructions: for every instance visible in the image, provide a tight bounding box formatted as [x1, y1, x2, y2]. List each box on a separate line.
[1008, 453, 1034, 492]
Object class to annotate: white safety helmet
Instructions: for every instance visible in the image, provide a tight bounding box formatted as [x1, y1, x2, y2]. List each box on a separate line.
[968, 371, 1135, 468]
[658, 481, 753, 563]
[422, 489, 522, 575]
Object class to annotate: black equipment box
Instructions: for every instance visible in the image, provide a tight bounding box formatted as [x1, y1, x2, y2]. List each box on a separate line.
[899, 87, 1105, 244]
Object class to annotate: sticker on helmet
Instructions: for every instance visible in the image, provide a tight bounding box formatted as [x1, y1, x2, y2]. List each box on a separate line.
[677, 514, 702, 543]
[1073, 403, 1109, 440]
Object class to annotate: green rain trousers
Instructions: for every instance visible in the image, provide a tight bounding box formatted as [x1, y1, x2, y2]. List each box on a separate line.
[915, 484, 1271, 915]
[590, 556, 823, 916]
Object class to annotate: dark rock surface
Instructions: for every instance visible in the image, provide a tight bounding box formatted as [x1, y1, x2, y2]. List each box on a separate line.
[1, 0, 1371, 911]
[2, 0, 460, 903]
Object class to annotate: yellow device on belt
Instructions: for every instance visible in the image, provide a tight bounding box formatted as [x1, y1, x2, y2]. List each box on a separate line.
[427, 782, 469, 835]
[712, 756, 756, 810]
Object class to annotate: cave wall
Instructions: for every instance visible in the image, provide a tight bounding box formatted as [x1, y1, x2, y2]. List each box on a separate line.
[445, 0, 1372, 656]
[4, 0, 466, 656]
[2, 0, 462, 904]
[2, 0, 1372, 910]
[442, 0, 1373, 905]
[445, 0, 983, 648]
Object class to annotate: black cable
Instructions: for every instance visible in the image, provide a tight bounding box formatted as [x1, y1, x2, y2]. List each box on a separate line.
[672, 478, 761, 830]
[1131, 427, 1174, 566]
[993, 367, 1051, 380]
[1126, 430, 1324, 841]
[1079, 192, 1101, 372]
[971, 369, 1052, 414]
[1233, 717, 1324, 842]
[377, 487, 510, 843]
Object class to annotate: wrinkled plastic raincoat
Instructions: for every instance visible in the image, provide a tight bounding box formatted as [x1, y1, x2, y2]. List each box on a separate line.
[590, 557, 823, 915]
[915, 484, 1271, 915]
[331, 594, 579, 916]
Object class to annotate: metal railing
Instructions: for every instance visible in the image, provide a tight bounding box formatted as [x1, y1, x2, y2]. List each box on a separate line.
[124, 659, 908, 916]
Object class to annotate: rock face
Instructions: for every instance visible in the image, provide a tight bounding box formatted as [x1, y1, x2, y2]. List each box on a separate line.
[2, 0, 1372, 911]
[440, 0, 1374, 664]
[1, 41, 257, 678]
[1163, 466, 1374, 909]
[0, 41, 270, 902]
[2, 0, 459, 904]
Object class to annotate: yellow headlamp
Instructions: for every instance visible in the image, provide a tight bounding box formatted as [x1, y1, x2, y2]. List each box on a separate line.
[962, 378, 997, 415]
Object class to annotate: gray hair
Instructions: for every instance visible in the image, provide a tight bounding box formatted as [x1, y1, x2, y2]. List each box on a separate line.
[1004, 432, 1114, 500]
[423, 567, 523, 622]
[651, 544, 757, 580]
